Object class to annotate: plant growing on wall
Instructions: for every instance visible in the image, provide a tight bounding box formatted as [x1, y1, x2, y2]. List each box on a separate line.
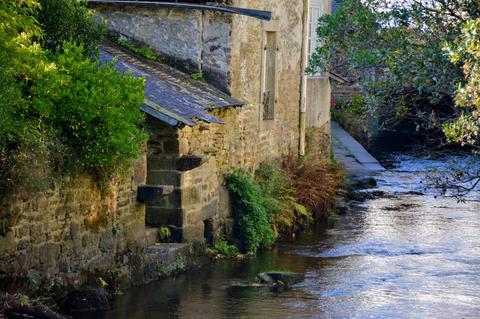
[255, 163, 312, 237]
[225, 169, 276, 253]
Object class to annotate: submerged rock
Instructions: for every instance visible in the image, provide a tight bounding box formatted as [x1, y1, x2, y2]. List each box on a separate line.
[335, 197, 349, 215]
[3, 295, 67, 319]
[61, 286, 110, 314]
[350, 177, 377, 190]
[257, 272, 305, 286]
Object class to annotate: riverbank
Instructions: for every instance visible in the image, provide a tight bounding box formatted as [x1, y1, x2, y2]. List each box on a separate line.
[77, 153, 480, 319]
[1, 126, 352, 318]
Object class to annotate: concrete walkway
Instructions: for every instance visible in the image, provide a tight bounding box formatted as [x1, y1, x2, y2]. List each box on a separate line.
[332, 121, 385, 178]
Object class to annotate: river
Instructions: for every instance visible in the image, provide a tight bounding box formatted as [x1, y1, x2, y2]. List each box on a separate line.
[85, 154, 480, 319]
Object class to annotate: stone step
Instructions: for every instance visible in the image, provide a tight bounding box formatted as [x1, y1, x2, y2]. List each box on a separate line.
[145, 227, 159, 246]
[137, 184, 175, 203]
[147, 169, 182, 186]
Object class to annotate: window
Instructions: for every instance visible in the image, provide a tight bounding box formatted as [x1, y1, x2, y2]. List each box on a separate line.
[308, 0, 324, 57]
[263, 31, 277, 120]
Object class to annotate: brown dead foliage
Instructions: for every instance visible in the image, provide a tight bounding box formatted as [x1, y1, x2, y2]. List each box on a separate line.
[282, 155, 346, 216]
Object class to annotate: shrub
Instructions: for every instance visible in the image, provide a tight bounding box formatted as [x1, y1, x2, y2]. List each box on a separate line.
[37, 0, 105, 55]
[225, 169, 276, 253]
[225, 157, 345, 252]
[43, 44, 147, 173]
[283, 155, 345, 215]
[0, 1, 147, 197]
[255, 163, 312, 237]
[212, 239, 239, 256]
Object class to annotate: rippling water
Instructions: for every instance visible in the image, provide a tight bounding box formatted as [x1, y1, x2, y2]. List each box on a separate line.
[86, 155, 480, 319]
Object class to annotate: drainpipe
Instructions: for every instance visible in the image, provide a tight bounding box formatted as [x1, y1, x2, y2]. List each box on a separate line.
[299, 0, 310, 157]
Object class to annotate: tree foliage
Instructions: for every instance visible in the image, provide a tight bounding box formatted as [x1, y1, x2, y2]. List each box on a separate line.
[0, 0, 146, 195]
[309, 0, 478, 142]
[37, 0, 105, 55]
[444, 18, 480, 148]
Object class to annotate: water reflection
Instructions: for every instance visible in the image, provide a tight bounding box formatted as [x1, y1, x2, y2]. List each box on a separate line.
[82, 156, 480, 319]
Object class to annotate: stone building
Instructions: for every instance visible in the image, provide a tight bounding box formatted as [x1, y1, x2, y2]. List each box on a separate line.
[0, 0, 333, 288]
[90, 0, 334, 242]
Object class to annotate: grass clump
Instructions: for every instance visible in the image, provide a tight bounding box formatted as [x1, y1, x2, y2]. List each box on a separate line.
[158, 226, 172, 242]
[115, 38, 158, 61]
[207, 239, 239, 257]
[190, 72, 204, 81]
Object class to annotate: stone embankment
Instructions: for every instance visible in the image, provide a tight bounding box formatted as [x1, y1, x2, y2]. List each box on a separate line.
[0, 156, 207, 316]
[332, 121, 385, 178]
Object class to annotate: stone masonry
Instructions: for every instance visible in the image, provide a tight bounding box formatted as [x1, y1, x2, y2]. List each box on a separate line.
[0, 155, 148, 289]
[92, 1, 310, 242]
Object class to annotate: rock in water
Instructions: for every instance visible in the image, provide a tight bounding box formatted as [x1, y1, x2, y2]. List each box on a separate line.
[61, 286, 110, 314]
[335, 197, 349, 215]
[4, 296, 67, 319]
[257, 272, 305, 286]
[351, 177, 377, 189]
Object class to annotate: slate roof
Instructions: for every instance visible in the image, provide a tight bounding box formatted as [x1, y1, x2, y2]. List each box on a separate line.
[99, 43, 243, 127]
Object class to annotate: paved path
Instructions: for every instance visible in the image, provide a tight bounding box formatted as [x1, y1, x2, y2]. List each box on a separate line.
[331, 121, 385, 178]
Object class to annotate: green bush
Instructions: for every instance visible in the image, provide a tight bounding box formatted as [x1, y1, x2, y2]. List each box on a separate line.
[332, 94, 369, 146]
[0, 1, 147, 196]
[212, 239, 239, 256]
[37, 0, 105, 55]
[225, 169, 276, 253]
[44, 44, 147, 172]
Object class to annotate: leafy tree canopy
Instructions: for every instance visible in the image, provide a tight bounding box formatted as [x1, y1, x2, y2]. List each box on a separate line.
[309, 0, 479, 144]
[444, 18, 480, 149]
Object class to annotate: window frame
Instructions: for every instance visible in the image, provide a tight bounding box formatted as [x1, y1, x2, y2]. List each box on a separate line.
[308, 0, 324, 58]
[260, 20, 279, 124]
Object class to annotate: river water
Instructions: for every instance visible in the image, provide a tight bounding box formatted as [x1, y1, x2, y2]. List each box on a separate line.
[90, 155, 480, 319]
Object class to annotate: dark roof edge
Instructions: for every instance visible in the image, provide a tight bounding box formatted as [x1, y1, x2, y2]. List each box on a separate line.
[87, 1, 272, 21]
[329, 71, 350, 84]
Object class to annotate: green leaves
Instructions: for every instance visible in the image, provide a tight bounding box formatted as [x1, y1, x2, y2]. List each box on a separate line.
[225, 169, 276, 253]
[444, 18, 480, 147]
[37, 0, 105, 55]
[0, 0, 147, 196]
[225, 162, 318, 253]
[309, 0, 473, 140]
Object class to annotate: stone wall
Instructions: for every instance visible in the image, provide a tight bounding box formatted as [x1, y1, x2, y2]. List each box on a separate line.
[229, 0, 304, 163]
[332, 82, 361, 100]
[94, 1, 306, 168]
[93, 1, 311, 242]
[306, 76, 331, 129]
[95, 6, 233, 93]
[144, 116, 231, 243]
[0, 155, 151, 290]
[331, 49, 362, 100]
